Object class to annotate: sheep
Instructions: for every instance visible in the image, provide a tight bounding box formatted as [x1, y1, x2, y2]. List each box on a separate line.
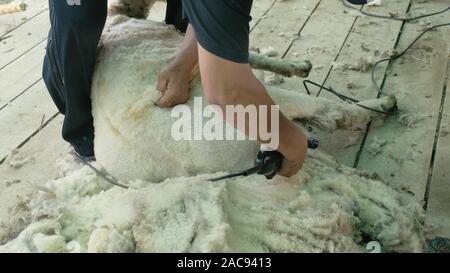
[0, 14, 425, 253]
[108, 0, 160, 18]
[92, 15, 397, 183]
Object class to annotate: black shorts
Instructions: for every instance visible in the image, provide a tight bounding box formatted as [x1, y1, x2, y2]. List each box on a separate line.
[182, 0, 253, 63]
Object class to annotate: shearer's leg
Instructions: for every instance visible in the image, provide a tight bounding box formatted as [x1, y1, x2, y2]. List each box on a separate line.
[42, 0, 107, 157]
[165, 0, 188, 32]
[265, 85, 397, 131]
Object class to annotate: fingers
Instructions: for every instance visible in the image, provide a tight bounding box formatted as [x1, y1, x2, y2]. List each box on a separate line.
[156, 73, 169, 92]
[155, 66, 192, 108]
[157, 90, 175, 108]
[157, 82, 190, 108]
[278, 159, 304, 177]
[278, 133, 308, 178]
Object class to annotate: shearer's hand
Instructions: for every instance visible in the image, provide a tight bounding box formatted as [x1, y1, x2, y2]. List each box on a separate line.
[277, 126, 308, 177]
[156, 63, 191, 108]
[155, 24, 198, 108]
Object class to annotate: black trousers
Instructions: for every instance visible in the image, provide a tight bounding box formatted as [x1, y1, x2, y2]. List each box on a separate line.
[166, 0, 188, 33]
[43, 0, 187, 156]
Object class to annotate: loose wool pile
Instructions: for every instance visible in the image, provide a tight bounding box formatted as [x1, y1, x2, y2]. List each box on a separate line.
[0, 16, 425, 253]
[0, 151, 424, 253]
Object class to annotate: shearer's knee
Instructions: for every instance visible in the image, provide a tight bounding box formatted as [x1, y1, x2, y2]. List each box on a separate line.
[55, 0, 107, 31]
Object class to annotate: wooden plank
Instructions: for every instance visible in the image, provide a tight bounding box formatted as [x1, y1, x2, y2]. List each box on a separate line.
[250, 0, 277, 30]
[0, 80, 58, 162]
[0, 115, 69, 244]
[280, 0, 360, 92]
[0, 10, 49, 69]
[250, 0, 321, 56]
[148, 1, 166, 22]
[0, 40, 46, 109]
[314, 0, 411, 165]
[0, 0, 48, 37]
[421, 0, 450, 237]
[250, 0, 321, 84]
[357, 0, 450, 199]
[426, 63, 450, 238]
[0, 115, 67, 187]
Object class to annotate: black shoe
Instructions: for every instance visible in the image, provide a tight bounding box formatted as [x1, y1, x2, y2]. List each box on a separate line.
[71, 146, 96, 163]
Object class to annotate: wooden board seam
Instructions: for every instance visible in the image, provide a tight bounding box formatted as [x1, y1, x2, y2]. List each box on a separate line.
[0, 38, 47, 70]
[0, 112, 59, 166]
[0, 77, 42, 111]
[0, 8, 48, 38]
[424, 59, 450, 210]
[250, 0, 278, 32]
[282, 0, 322, 59]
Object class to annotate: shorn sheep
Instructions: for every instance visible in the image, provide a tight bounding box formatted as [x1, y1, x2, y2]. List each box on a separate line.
[0, 1, 425, 253]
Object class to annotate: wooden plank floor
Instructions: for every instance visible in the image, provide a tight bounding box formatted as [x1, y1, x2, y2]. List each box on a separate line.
[358, 0, 450, 200]
[0, 0, 449, 244]
[426, 58, 450, 238]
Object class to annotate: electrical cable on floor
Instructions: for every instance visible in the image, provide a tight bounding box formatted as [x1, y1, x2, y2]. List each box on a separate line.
[341, 0, 450, 22]
[371, 22, 450, 95]
[303, 1, 450, 115]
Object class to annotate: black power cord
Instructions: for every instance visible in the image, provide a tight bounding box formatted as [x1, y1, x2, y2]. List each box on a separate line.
[371, 22, 450, 95]
[341, 0, 450, 22]
[303, 1, 450, 115]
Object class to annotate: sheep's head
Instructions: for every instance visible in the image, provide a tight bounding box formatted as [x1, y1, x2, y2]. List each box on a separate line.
[108, 0, 160, 19]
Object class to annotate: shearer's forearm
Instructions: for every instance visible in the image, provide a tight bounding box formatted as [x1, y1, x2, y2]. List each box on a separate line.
[198, 45, 307, 160]
[217, 75, 306, 160]
[172, 24, 198, 72]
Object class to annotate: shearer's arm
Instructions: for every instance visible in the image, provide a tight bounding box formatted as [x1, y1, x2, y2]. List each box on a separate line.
[156, 25, 199, 107]
[156, 24, 308, 177]
[197, 44, 308, 177]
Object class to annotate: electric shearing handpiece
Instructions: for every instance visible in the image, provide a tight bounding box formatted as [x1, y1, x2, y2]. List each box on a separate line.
[209, 137, 319, 182]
